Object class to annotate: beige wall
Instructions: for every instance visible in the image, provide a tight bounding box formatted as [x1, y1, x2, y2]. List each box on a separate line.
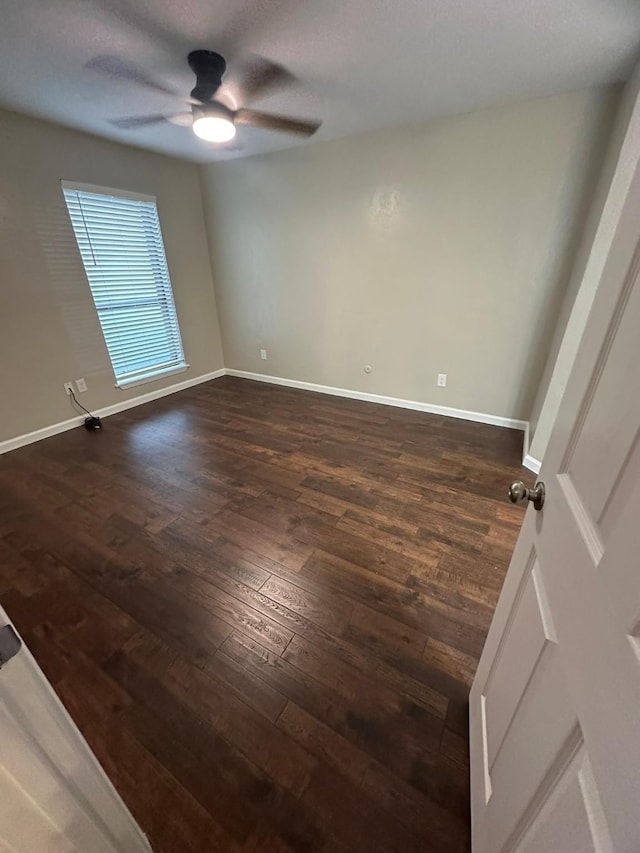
[0, 108, 223, 443]
[202, 88, 618, 421]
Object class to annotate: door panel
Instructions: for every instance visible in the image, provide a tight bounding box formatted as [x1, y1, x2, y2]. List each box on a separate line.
[518, 746, 613, 853]
[478, 564, 578, 851]
[484, 560, 555, 774]
[564, 246, 640, 528]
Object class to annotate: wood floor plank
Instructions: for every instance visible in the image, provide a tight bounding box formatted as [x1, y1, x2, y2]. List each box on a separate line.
[107, 650, 280, 844]
[0, 375, 532, 852]
[423, 637, 478, 687]
[171, 568, 294, 655]
[221, 631, 438, 781]
[108, 630, 317, 797]
[302, 762, 420, 853]
[97, 725, 242, 853]
[345, 601, 429, 660]
[211, 508, 314, 572]
[302, 548, 445, 634]
[210, 647, 289, 722]
[278, 701, 468, 847]
[260, 574, 353, 635]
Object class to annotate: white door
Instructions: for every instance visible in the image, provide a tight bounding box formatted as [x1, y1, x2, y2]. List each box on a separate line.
[469, 149, 640, 848]
[0, 605, 152, 853]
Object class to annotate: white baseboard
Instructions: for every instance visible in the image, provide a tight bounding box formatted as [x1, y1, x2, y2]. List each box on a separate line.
[0, 369, 225, 455]
[225, 369, 529, 431]
[1, 367, 534, 457]
[523, 454, 542, 474]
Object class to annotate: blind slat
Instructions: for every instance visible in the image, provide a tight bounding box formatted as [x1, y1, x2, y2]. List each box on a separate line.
[63, 186, 186, 384]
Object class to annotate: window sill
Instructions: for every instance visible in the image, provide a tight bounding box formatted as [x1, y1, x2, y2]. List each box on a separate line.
[115, 364, 190, 390]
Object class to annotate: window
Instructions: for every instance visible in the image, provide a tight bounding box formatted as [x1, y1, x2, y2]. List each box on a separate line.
[62, 182, 187, 388]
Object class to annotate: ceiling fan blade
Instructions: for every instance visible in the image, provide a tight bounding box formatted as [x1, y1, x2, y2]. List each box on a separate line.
[86, 56, 178, 97]
[236, 56, 296, 103]
[234, 109, 320, 137]
[109, 114, 175, 129]
[215, 141, 244, 153]
[167, 112, 194, 127]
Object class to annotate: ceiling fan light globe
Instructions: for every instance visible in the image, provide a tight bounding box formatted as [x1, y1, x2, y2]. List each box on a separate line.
[192, 116, 236, 143]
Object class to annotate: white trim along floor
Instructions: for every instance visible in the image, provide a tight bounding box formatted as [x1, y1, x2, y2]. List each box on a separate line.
[1, 368, 541, 473]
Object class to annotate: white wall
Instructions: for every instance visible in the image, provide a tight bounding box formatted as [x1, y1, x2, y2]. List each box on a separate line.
[0, 108, 224, 444]
[201, 87, 618, 422]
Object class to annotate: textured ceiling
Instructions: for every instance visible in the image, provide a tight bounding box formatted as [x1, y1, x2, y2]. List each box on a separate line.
[1, 0, 640, 162]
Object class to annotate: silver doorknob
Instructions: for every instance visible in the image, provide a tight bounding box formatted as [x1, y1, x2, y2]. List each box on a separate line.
[508, 480, 545, 511]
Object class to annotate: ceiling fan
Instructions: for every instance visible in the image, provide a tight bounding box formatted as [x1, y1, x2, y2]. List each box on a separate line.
[89, 50, 321, 144]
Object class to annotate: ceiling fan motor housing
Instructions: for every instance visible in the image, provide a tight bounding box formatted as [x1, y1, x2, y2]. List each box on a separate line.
[188, 50, 226, 102]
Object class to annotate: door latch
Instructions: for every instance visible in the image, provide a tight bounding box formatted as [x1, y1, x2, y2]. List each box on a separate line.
[0, 624, 21, 669]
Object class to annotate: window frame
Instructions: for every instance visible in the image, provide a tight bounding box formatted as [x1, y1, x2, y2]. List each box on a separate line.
[61, 180, 189, 389]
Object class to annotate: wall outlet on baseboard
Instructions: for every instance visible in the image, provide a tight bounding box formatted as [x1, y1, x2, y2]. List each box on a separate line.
[75, 378, 87, 393]
[260, 349, 267, 360]
[437, 373, 447, 387]
[63, 382, 74, 396]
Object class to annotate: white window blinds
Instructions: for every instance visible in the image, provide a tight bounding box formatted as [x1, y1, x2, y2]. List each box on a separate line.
[62, 183, 187, 388]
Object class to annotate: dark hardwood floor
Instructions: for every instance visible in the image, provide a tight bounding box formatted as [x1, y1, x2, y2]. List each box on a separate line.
[0, 376, 531, 852]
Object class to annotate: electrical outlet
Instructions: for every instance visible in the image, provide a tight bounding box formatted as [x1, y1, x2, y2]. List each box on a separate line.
[63, 382, 74, 396]
[437, 373, 447, 387]
[75, 378, 87, 393]
[260, 349, 267, 360]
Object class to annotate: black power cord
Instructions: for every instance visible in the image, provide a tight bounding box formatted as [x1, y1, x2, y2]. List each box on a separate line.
[69, 387, 102, 430]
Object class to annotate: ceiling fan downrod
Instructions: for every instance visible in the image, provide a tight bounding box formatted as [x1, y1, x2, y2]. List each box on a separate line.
[187, 50, 226, 103]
